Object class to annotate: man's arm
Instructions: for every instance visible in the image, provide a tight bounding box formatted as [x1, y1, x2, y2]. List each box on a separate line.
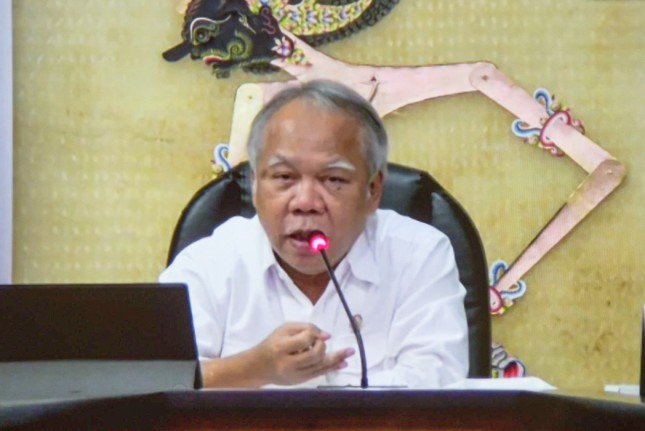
[161, 256, 355, 388]
[370, 234, 469, 388]
[200, 323, 354, 388]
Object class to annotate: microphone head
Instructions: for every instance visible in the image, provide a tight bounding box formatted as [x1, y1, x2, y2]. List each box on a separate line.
[308, 231, 329, 253]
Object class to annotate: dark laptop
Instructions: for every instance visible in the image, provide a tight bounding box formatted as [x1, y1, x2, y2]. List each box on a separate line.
[0, 283, 200, 404]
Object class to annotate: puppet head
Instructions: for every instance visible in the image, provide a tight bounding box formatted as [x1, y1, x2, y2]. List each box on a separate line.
[162, 0, 292, 78]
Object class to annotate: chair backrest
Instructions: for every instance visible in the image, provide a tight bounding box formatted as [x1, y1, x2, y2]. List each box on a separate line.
[167, 162, 491, 377]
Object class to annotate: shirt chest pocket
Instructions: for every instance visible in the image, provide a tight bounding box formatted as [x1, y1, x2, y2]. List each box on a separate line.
[329, 331, 389, 372]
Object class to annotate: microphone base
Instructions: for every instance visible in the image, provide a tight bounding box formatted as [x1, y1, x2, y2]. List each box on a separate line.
[317, 385, 407, 390]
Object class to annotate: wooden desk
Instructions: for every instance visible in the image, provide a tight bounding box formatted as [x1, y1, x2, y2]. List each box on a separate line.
[1, 389, 644, 430]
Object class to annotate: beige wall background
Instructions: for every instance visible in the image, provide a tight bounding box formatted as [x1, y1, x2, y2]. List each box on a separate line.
[12, 0, 645, 391]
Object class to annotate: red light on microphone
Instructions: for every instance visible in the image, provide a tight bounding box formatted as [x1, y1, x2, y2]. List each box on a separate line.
[308, 232, 329, 253]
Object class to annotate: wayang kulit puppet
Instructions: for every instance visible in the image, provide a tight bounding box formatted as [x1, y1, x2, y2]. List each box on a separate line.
[162, 0, 625, 377]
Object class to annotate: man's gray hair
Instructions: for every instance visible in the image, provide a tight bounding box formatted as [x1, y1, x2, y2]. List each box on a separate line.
[247, 80, 389, 178]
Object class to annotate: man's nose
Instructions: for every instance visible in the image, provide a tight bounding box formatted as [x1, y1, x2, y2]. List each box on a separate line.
[290, 179, 324, 214]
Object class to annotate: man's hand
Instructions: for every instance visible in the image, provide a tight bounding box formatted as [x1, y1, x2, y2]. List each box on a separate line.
[200, 322, 354, 388]
[254, 323, 355, 386]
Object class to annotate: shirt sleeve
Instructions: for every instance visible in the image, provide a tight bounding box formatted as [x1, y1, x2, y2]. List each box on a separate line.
[159, 244, 227, 360]
[369, 234, 469, 388]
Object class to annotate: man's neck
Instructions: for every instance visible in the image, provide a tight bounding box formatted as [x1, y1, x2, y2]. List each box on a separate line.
[275, 255, 332, 305]
[289, 270, 330, 305]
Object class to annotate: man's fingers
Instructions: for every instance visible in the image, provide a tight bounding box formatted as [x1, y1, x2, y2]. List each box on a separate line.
[291, 338, 327, 369]
[282, 327, 328, 355]
[282, 322, 322, 337]
[280, 322, 330, 342]
[261, 323, 352, 385]
[328, 347, 355, 365]
[298, 358, 350, 381]
[297, 347, 355, 377]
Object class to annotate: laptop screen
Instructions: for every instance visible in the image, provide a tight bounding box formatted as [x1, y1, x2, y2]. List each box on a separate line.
[0, 283, 197, 361]
[0, 283, 200, 402]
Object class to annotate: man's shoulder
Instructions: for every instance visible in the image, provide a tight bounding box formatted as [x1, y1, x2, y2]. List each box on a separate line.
[374, 209, 448, 245]
[176, 215, 262, 259]
[160, 215, 268, 288]
[212, 215, 260, 238]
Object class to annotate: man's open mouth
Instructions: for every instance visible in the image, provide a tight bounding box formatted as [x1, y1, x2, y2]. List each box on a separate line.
[286, 230, 324, 247]
[288, 230, 315, 240]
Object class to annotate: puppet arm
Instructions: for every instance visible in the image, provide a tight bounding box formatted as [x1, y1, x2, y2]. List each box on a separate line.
[226, 36, 625, 294]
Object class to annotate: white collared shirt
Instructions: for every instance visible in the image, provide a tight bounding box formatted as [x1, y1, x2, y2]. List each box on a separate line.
[160, 209, 468, 388]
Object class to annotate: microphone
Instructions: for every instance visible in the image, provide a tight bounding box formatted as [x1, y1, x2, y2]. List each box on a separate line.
[308, 231, 369, 389]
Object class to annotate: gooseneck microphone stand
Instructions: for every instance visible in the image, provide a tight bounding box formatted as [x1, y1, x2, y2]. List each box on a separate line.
[309, 232, 368, 389]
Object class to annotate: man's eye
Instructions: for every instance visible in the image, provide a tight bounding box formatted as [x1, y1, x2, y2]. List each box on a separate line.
[326, 176, 348, 184]
[272, 173, 295, 182]
[323, 176, 349, 190]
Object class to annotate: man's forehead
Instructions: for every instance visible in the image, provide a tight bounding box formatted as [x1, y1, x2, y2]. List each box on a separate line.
[270, 98, 345, 122]
[266, 155, 356, 171]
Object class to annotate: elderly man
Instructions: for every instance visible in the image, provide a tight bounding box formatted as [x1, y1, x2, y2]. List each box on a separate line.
[160, 80, 468, 388]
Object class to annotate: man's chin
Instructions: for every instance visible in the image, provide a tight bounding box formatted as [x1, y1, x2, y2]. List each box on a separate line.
[284, 260, 327, 277]
[274, 252, 327, 277]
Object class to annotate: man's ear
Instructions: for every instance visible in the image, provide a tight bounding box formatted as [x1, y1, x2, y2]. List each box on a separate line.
[367, 171, 384, 210]
[251, 169, 258, 207]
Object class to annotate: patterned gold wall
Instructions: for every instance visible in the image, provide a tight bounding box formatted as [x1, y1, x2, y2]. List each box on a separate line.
[12, 0, 645, 391]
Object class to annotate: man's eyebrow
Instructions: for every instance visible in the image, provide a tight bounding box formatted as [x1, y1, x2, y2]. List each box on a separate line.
[326, 160, 356, 172]
[265, 156, 356, 172]
[266, 155, 292, 169]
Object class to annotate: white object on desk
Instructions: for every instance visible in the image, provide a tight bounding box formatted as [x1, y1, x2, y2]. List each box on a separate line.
[604, 384, 640, 396]
[444, 377, 557, 392]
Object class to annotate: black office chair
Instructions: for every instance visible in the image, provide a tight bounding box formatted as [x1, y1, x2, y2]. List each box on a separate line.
[167, 162, 491, 377]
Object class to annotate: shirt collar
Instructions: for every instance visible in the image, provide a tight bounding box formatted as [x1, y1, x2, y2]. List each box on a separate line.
[342, 213, 380, 286]
[253, 213, 381, 286]
[253, 216, 280, 277]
